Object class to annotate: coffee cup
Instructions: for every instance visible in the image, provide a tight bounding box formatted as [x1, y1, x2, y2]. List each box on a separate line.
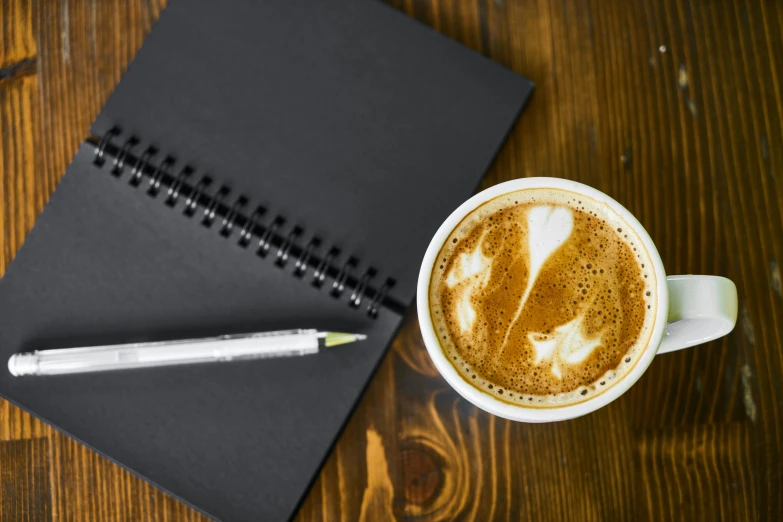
[417, 177, 737, 422]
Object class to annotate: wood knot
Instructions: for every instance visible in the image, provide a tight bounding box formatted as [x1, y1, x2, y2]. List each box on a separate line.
[400, 444, 444, 507]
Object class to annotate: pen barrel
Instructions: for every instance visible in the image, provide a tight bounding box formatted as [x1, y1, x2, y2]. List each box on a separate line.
[9, 333, 321, 376]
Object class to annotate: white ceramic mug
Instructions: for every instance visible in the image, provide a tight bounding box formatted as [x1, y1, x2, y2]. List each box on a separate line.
[417, 178, 738, 422]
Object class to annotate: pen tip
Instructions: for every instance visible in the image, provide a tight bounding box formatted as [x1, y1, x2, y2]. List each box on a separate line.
[324, 332, 368, 347]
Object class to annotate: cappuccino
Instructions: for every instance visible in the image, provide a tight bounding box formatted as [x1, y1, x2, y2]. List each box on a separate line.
[429, 188, 657, 408]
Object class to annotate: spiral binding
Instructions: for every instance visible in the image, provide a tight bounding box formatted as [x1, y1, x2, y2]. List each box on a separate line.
[312, 247, 337, 288]
[203, 186, 229, 227]
[111, 136, 137, 176]
[166, 166, 192, 206]
[89, 128, 400, 318]
[349, 267, 376, 308]
[331, 258, 357, 297]
[149, 156, 174, 197]
[184, 177, 210, 216]
[293, 238, 320, 278]
[130, 148, 156, 187]
[220, 196, 247, 238]
[276, 227, 302, 267]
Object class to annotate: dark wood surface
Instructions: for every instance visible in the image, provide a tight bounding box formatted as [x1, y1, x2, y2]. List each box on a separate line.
[1, 0, 782, 520]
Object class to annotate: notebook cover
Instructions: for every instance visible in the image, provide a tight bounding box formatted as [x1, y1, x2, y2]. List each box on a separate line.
[91, 0, 534, 304]
[0, 1, 533, 520]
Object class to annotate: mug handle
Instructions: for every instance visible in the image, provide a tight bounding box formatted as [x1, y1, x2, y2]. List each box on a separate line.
[657, 275, 738, 354]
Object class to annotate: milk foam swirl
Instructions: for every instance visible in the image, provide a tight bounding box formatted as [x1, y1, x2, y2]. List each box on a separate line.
[429, 188, 657, 408]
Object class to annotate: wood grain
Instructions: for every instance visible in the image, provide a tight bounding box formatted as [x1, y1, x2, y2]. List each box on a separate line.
[1, 0, 782, 520]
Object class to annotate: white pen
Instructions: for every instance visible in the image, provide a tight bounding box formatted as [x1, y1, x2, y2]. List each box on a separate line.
[7, 329, 367, 377]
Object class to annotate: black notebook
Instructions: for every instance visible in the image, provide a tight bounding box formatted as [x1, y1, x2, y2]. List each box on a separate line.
[0, 1, 533, 520]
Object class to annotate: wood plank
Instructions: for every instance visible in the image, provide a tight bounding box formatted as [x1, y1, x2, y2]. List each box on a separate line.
[0, 438, 52, 522]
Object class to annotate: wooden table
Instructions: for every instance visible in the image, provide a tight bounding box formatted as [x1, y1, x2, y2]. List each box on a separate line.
[1, 0, 781, 520]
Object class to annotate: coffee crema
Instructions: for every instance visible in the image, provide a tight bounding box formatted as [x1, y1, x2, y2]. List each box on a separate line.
[429, 188, 657, 408]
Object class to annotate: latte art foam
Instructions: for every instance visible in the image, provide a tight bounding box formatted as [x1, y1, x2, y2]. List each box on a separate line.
[429, 188, 657, 408]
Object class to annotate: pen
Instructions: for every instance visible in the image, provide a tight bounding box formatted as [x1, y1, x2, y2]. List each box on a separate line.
[7, 329, 367, 377]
